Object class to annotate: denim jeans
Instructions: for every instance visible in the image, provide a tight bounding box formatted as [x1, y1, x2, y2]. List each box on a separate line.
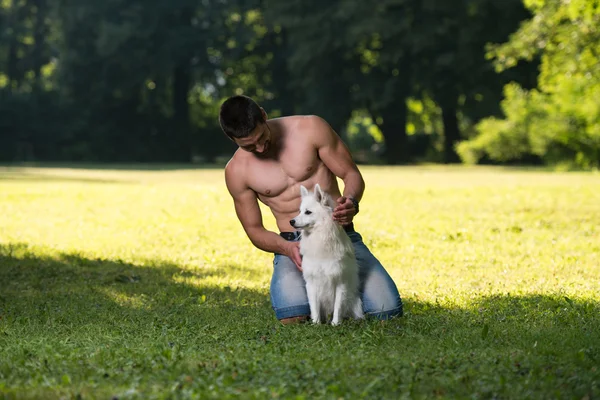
[270, 230, 403, 321]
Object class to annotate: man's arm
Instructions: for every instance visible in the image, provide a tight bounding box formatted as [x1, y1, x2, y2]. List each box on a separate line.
[312, 116, 365, 201]
[224, 160, 302, 268]
[311, 116, 365, 224]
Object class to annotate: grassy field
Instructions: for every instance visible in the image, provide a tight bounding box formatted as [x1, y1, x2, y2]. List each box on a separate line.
[0, 165, 599, 399]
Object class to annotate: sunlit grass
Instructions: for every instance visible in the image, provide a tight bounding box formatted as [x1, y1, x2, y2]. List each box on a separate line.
[0, 165, 599, 399]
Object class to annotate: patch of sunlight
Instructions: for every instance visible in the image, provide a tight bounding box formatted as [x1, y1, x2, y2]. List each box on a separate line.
[41, 61, 56, 78]
[361, 49, 379, 67]
[97, 287, 150, 310]
[245, 9, 261, 24]
[0, 74, 7, 88]
[189, 269, 268, 292]
[172, 271, 216, 288]
[2, 166, 599, 308]
[407, 98, 424, 114]
[346, 111, 384, 143]
[253, 24, 268, 37]
[367, 125, 383, 142]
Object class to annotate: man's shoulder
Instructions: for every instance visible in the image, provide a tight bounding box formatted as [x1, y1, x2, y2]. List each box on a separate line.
[291, 114, 326, 126]
[278, 115, 331, 142]
[274, 114, 326, 128]
[293, 116, 334, 144]
[225, 153, 252, 197]
[224, 151, 247, 181]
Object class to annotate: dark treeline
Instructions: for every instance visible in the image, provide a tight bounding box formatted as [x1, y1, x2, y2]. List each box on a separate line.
[0, 0, 541, 164]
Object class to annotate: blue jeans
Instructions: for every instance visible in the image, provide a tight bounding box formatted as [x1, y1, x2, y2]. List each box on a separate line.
[270, 230, 403, 321]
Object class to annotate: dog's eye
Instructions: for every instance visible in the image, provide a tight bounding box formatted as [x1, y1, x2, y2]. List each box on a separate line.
[304, 210, 312, 215]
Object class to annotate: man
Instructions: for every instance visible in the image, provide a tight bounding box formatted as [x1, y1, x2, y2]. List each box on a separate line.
[219, 95, 402, 324]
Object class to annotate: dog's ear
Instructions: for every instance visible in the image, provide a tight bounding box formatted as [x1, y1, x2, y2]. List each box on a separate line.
[314, 184, 327, 205]
[300, 185, 309, 197]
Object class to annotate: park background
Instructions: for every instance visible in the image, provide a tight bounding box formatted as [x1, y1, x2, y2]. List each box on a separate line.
[1, 0, 599, 399]
[0, 0, 598, 169]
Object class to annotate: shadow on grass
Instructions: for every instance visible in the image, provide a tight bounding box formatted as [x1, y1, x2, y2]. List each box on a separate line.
[1, 241, 599, 360]
[0, 243, 271, 332]
[1, 243, 599, 399]
[399, 294, 600, 362]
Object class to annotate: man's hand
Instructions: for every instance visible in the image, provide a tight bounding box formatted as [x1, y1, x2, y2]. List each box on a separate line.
[333, 196, 357, 226]
[283, 241, 303, 271]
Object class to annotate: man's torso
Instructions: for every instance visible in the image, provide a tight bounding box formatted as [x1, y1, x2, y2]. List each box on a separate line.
[232, 116, 342, 232]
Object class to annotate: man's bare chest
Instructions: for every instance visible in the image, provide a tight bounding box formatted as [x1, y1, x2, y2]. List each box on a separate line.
[246, 151, 320, 198]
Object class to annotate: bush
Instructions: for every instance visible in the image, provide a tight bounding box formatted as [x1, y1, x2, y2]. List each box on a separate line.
[459, 0, 600, 170]
[458, 81, 600, 170]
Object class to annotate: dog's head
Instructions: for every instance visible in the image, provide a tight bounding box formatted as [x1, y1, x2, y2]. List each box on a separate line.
[290, 184, 335, 231]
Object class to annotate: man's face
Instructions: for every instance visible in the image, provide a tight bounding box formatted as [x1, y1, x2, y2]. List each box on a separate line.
[234, 122, 272, 155]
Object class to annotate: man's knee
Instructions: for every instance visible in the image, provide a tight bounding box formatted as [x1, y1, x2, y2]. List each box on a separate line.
[271, 303, 311, 321]
[279, 315, 309, 325]
[365, 297, 403, 320]
[271, 255, 309, 317]
[363, 289, 403, 320]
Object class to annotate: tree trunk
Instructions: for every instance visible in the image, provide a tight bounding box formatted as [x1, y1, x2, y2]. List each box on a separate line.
[440, 99, 461, 163]
[32, 0, 47, 94]
[6, 2, 19, 93]
[377, 101, 409, 164]
[172, 63, 191, 162]
[368, 62, 412, 165]
[171, 7, 193, 162]
[275, 33, 294, 118]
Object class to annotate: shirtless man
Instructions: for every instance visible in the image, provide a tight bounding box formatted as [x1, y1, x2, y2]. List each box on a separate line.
[219, 95, 402, 324]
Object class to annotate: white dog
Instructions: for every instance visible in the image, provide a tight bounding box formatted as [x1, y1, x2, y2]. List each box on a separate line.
[290, 184, 364, 325]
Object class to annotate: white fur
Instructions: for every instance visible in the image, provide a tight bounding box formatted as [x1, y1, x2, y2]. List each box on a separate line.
[290, 184, 364, 325]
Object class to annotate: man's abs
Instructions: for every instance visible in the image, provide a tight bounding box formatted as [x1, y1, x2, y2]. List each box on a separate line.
[248, 161, 341, 232]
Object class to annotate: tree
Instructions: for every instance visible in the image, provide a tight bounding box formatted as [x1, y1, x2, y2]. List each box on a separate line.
[458, 0, 600, 169]
[264, 1, 357, 134]
[0, 0, 58, 161]
[265, 0, 533, 164]
[408, 0, 533, 163]
[265, 0, 412, 163]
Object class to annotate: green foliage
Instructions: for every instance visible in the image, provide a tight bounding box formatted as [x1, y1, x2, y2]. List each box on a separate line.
[457, 84, 544, 164]
[1, 166, 599, 398]
[346, 105, 443, 164]
[266, 0, 533, 164]
[461, 0, 600, 169]
[346, 111, 383, 148]
[0, 0, 539, 164]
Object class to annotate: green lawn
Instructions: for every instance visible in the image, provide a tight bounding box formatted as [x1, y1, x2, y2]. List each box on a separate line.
[0, 165, 599, 399]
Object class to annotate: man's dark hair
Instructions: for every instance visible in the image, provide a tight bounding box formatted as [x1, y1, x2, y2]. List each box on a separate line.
[219, 95, 265, 139]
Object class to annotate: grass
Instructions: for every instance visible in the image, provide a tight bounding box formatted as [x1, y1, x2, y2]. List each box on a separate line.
[0, 164, 599, 399]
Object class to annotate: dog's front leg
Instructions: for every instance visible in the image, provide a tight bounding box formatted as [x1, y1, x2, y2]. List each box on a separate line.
[331, 284, 347, 326]
[306, 284, 321, 324]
